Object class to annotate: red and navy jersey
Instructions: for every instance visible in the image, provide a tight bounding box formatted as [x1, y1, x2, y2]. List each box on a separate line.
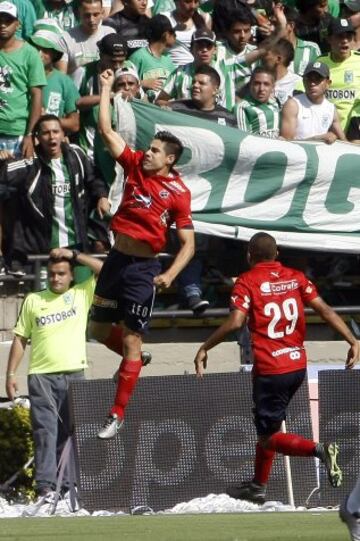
[231, 261, 319, 376]
[111, 146, 193, 253]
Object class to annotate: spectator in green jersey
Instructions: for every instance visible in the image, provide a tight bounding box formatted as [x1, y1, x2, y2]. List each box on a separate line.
[282, 5, 321, 76]
[129, 14, 176, 102]
[31, 0, 79, 32]
[30, 19, 80, 135]
[0, 1, 47, 275]
[5, 248, 103, 510]
[12, 0, 37, 40]
[156, 28, 218, 104]
[216, 8, 256, 62]
[235, 66, 280, 138]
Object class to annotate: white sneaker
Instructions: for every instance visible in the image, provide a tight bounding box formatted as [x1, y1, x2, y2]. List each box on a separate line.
[97, 413, 124, 439]
[22, 490, 56, 517]
[340, 497, 360, 541]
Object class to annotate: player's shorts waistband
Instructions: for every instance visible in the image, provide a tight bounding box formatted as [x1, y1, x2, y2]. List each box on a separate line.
[111, 248, 158, 262]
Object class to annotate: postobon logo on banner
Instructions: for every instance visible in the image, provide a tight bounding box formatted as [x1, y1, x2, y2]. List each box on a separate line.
[114, 97, 360, 253]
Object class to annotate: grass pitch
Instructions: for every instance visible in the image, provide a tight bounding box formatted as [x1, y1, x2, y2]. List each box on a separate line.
[0, 512, 351, 541]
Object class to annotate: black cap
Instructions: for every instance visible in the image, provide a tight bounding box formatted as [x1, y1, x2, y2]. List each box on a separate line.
[328, 17, 355, 35]
[97, 33, 128, 56]
[303, 61, 330, 79]
[191, 28, 216, 44]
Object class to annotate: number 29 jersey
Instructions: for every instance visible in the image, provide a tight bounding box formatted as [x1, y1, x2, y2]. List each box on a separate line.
[231, 261, 319, 376]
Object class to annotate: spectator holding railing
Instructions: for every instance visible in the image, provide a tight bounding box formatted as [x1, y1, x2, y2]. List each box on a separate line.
[280, 60, 346, 143]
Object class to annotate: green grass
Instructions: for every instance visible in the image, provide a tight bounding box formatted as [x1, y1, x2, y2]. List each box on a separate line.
[0, 512, 351, 541]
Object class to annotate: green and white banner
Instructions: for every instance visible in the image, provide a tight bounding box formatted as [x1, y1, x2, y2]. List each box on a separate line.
[114, 97, 360, 253]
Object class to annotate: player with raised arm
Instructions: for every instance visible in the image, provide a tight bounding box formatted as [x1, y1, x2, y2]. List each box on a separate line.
[90, 68, 195, 439]
[194, 232, 359, 504]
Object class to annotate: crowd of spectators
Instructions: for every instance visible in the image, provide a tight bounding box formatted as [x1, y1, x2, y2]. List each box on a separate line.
[0, 0, 358, 311]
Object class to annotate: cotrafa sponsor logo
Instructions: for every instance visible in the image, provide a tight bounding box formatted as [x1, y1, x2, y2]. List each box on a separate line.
[260, 280, 298, 294]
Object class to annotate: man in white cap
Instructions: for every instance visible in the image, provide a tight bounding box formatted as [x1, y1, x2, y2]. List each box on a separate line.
[280, 60, 346, 143]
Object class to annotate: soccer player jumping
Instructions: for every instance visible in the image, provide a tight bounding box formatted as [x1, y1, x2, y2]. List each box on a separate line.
[194, 232, 360, 504]
[90, 69, 195, 439]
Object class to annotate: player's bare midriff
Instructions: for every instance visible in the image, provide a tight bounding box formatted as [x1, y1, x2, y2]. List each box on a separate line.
[113, 232, 158, 258]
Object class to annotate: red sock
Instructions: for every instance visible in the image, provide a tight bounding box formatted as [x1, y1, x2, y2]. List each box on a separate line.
[254, 442, 276, 485]
[111, 358, 142, 418]
[104, 325, 124, 356]
[266, 432, 316, 457]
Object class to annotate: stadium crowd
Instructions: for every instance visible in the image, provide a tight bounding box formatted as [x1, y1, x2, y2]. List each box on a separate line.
[0, 0, 359, 311]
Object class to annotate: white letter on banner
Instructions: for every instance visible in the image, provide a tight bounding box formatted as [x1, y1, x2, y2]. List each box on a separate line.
[155, 124, 224, 211]
[303, 144, 360, 231]
[222, 137, 307, 221]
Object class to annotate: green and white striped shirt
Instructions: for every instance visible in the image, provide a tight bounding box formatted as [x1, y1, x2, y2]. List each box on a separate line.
[234, 96, 280, 138]
[163, 57, 251, 111]
[50, 157, 76, 248]
[291, 38, 321, 76]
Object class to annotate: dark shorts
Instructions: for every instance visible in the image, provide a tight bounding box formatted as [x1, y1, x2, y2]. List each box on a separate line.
[90, 249, 161, 334]
[252, 368, 306, 436]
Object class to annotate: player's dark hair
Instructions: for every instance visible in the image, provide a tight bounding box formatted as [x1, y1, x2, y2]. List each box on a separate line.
[248, 232, 277, 262]
[34, 114, 62, 137]
[48, 256, 75, 272]
[154, 131, 184, 165]
[271, 38, 294, 68]
[250, 66, 275, 84]
[195, 64, 221, 88]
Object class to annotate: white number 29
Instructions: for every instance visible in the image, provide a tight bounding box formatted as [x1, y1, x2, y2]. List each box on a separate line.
[264, 298, 298, 339]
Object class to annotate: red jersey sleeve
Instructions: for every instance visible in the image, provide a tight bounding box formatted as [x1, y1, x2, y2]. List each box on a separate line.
[298, 273, 319, 305]
[230, 275, 252, 314]
[172, 187, 193, 229]
[116, 145, 144, 177]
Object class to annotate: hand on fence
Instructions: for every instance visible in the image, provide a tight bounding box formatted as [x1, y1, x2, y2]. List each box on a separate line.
[345, 341, 360, 369]
[194, 348, 207, 378]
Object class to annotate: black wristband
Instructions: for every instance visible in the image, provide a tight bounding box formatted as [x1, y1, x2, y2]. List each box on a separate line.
[72, 249, 80, 261]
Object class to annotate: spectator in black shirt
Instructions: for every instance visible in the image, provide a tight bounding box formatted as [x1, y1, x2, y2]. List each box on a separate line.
[169, 65, 237, 127]
[295, 0, 335, 53]
[103, 0, 149, 53]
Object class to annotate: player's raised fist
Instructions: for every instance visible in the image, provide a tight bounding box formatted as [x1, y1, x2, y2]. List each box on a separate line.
[100, 69, 115, 88]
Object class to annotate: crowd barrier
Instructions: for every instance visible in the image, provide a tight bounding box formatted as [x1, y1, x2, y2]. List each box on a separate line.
[69, 372, 317, 513]
[319, 370, 360, 507]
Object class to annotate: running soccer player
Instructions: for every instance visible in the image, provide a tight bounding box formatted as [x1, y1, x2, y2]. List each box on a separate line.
[90, 68, 195, 440]
[194, 232, 359, 504]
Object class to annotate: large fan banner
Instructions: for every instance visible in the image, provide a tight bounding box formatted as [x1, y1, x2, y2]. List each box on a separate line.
[114, 97, 360, 254]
